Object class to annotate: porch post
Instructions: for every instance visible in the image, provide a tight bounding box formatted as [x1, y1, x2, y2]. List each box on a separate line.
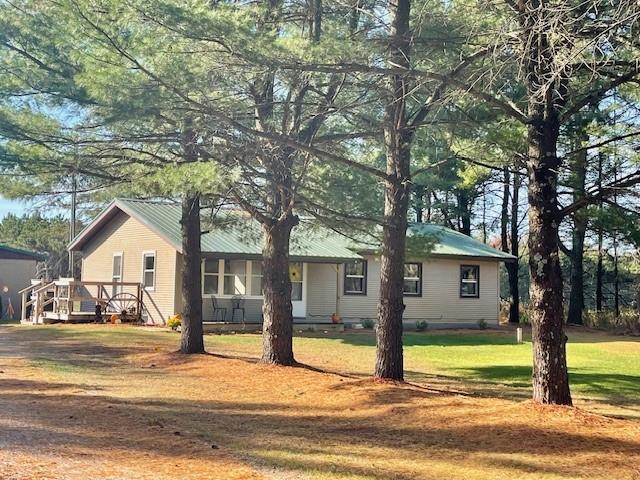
[335, 263, 341, 318]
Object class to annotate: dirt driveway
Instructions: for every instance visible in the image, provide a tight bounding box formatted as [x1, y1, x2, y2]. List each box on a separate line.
[1, 325, 639, 480]
[0, 326, 263, 480]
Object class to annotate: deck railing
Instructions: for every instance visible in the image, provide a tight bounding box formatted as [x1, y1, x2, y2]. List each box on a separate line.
[19, 280, 55, 323]
[20, 279, 144, 323]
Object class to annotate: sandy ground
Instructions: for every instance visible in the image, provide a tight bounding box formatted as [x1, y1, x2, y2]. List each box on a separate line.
[1, 325, 639, 480]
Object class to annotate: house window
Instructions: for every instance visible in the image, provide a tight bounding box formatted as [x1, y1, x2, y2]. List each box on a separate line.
[344, 260, 367, 295]
[142, 252, 156, 289]
[202, 258, 219, 295]
[289, 262, 303, 301]
[403, 263, 422, 296]
[223, 260, 246, 295]
[250, 261, 264, 296]
[460, 265, 480, 298]
[112, 253, 123, 296]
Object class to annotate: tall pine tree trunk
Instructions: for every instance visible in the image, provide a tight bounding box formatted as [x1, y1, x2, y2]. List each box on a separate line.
[261, 216, 298, 365]
[519, 0, 572, 405]
[567, 131, 588, 325]
[508, 172, 520, 323]
[596, 153, 604, 312]
[414, 184, 425, 223]
[482, 185, 487, 243]
[251, 0, 299, 366]
[457, 189, 472, 236]
[180, 192, 204, 354]
[596, 231, 604, 312]
[374, 0, 412, 381]
[259, 147, 299, 366]
[527, 112, 571, 405]
[613, 161, 619, 318]
[567, 219, 586, 324]
[613, 237, 619, 317]
[527, 116, 571, 404]
[376, 162, 410, 380]
[501, 167, 519, 324]
[501, 168, 510, 250]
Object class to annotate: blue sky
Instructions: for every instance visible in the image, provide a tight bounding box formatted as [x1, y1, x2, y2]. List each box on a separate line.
[0, 197, 27, 218]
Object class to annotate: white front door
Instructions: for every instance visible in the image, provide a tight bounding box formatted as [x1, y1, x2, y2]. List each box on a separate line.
[290, 262, 307, 318]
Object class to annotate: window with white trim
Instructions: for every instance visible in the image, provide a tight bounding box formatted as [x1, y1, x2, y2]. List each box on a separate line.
[142, 252, 156, 289]
[344, 260, 367, 295]
[250, 261, 264, 296]
[202, 258, 219, 295]
[460, 265, 480, 298]
[403, 263, 422, 296]
[200, 259, 304, 299]
[112, 253, 123, 296]
[223, 260, 246, 295]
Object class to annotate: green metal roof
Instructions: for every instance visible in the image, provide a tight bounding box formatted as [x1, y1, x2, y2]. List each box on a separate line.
[71, 199, 361, 261]
[407, 223, 516, 260]
[0, 244, 46, 260]
[71, 198, 514, 262]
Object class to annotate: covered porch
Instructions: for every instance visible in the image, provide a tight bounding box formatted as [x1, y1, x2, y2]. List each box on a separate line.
[194, 257, 345, 326]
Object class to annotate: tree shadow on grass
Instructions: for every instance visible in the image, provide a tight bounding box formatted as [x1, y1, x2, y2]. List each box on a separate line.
[1, 375, 639, 480]
[2, 326, 640, 479]
[459, 365, 640, 407]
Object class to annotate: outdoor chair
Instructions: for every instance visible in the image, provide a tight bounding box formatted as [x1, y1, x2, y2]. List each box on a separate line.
[211, 296, 227, 321]
[231, 295, 246, 323]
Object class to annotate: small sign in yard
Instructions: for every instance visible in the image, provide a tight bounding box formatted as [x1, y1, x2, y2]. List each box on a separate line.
[516, 327, 523, 344]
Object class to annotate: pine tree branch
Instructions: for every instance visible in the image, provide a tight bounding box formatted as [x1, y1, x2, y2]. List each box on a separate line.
[560, 67, 640, 122]
[559, 172, 640, 217]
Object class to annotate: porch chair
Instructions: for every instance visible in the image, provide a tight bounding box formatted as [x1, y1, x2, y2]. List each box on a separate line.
[211, 296, 227, 321]
[231, 295, 246, 324]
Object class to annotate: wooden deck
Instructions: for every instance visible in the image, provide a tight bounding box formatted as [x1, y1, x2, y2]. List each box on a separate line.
[20, 279, 144, 324]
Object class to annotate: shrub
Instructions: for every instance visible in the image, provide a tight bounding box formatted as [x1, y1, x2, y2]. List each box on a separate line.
[583, 309, 640, 335]
[415, 320, 428, 332]
[167, 314, 182, 331]
[361, 318, 375, 329]
[499, 299, 511, 323]
[477, 319, 488, 330]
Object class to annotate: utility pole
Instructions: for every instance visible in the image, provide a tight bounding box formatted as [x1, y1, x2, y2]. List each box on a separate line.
[68, 164, 77, 278]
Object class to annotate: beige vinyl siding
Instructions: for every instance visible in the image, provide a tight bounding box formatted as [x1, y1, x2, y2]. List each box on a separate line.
[174, 253, 184, 317]
[80, 211, 178, 324]
[335, 255, 500, 325]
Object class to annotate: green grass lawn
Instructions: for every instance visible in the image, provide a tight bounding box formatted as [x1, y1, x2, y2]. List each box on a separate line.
[9, 324, 640, 413]
[5, 324, 640, 479]
[204, 327, 640, 409]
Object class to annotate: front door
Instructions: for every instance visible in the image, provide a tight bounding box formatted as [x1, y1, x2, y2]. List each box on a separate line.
[289, 262, 306, 318]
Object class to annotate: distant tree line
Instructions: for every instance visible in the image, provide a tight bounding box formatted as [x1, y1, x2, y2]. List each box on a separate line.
[0, 213, 77, 278]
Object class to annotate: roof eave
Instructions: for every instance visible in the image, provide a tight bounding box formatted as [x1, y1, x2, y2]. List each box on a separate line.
[427, 253, 517, 262]
[0, 245, 47, 261]
[200, 250, 362, 263]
